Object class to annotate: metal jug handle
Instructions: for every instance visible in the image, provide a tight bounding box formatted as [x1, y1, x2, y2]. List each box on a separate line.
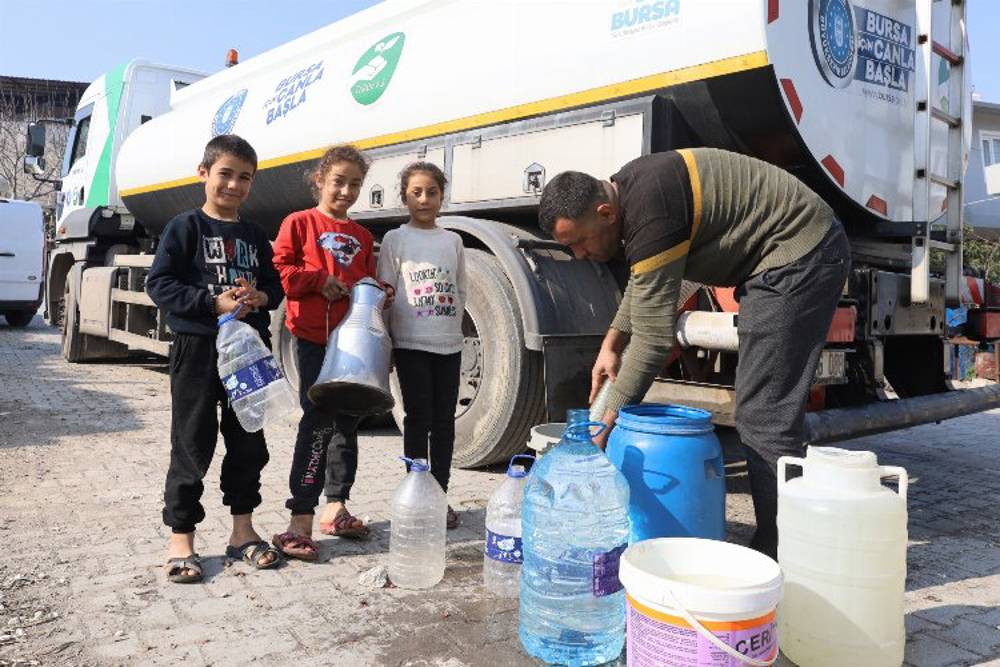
[879, 465, 909, 502]
[776, 456, 804, 490]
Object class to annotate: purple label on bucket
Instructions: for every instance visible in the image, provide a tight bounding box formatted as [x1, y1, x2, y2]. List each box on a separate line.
[592, 543, 626, 597]
[626, 598, 778, 667]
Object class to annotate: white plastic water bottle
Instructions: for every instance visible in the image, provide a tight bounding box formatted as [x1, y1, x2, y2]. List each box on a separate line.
[216, 310, 297, 433]
[483, 455, 533, 596]
[389, 457, 448, 589]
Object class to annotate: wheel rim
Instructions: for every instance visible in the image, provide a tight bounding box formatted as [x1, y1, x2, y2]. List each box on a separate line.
[457, 308, 481, 419]
[60, 283, 70, 340]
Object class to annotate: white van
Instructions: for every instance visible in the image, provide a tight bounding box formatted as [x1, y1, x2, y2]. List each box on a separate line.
[0, 199, 45, 327]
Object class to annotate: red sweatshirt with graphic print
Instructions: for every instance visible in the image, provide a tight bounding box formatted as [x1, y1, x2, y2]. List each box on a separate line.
[272, 208, 376, 345]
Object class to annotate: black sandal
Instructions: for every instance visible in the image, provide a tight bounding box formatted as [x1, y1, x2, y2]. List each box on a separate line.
[166, 554, 203, 583]
[226, 540, 283, 570]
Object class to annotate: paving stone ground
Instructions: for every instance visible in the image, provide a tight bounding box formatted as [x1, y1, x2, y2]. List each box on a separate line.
[0, 315, 998, 666]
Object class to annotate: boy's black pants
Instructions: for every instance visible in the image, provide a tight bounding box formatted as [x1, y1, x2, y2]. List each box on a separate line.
[395, 348, 462, 492]
[286, 337, 360, 515]
[734, 221, 851, 560]
[163, 333, 270, 534]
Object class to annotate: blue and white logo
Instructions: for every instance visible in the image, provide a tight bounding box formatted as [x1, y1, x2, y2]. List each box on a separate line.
[211, 89, 247, 137]
[810, 0, 858, 88]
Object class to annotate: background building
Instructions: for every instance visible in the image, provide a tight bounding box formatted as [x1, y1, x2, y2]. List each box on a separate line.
[966, 98, 1000, 240]
[0, 75, 88, 223]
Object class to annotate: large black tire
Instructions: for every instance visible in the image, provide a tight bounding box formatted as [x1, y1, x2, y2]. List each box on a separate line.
[390, 249, 545, 468]
[61, 280, 85, 362]
[3, 311, 34, 327]
[60, 278, 127, 362]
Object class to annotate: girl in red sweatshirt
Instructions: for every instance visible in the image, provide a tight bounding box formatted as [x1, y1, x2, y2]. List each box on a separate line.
[271, 145, 390, 559]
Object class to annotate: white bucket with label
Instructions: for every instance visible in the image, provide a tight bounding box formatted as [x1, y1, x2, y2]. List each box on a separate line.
[619, 538, 784, 667]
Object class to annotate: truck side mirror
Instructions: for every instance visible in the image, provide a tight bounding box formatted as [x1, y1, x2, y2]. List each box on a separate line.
[26, 123, 46, 158]
[23, 155, 47, 176]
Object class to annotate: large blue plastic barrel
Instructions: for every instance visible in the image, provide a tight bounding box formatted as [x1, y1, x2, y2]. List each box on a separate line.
[606, 404, 725, 544]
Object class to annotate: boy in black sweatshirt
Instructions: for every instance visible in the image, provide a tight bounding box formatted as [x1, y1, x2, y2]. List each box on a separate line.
[146, 134, 285, 583]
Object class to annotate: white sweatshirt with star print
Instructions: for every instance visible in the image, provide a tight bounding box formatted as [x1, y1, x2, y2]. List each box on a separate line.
[376, 223, 467, 354]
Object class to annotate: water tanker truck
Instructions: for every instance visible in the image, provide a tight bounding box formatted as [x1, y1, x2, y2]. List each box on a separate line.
[25, 0, 1000, 466]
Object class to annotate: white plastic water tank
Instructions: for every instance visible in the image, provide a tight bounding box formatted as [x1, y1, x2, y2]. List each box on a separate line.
[777, 447, 908, 667]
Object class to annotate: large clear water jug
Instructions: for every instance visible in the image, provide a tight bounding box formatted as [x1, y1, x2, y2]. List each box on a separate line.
[216, 311, 297, 433]
[389, 457, 448, 589]
[519, 410, 630, 666]
[483, 455, 533, 597]
[777, 447, 908, 667]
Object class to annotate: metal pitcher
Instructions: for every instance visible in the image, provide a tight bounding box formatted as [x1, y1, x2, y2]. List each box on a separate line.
[308, 277, 394, 416]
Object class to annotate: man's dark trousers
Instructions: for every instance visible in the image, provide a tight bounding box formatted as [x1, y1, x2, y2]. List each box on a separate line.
[735, 221, 851, 559]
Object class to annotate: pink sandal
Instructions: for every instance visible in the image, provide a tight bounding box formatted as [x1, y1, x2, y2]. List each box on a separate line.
[318, 508, 369, 538]
[271, 532, 319, 561]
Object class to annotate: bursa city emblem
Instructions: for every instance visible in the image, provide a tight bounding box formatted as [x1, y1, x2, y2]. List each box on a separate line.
[810, 0, 858, 89]
[211, 89, 248, 137]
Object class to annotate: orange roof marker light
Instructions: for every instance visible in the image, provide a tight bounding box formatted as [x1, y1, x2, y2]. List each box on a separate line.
[226, 49, 239, 68]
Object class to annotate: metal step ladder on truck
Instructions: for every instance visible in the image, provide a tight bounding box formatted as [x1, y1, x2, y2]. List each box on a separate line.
[24, 0, 999, 467]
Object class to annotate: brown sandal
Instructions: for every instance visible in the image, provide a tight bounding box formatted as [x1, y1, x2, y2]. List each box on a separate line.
[446, 505, 459, 530]
[271, 532, 319, 561]
[318, 508, 369, 538]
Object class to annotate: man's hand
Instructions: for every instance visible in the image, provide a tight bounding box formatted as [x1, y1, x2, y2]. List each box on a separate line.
[590, 347, 622, 403]
[214, 287, 247, 318]
[321, 275, 349, 301]
[234, 277, 268, 310]
[590, 327, 628, 402]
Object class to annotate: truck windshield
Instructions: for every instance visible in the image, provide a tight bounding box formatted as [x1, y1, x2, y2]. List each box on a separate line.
[62, 104, 93, 177]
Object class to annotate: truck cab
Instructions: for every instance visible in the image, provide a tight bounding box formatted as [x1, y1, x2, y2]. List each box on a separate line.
[28, 60, 205, 331]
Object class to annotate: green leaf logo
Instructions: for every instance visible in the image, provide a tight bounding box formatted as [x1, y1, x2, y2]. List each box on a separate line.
[351, 32, 405, 106]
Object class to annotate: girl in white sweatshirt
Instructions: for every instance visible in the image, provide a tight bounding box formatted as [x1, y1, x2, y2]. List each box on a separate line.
[377, 162, 467, 528]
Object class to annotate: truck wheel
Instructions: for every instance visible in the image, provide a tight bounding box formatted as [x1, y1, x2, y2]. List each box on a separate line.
[61, 281, 85, 362]
[390, 249, 545, 468]
[3, 311, 34, 327]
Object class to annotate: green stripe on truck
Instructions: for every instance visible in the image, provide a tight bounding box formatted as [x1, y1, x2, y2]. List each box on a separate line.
[86, 62, 128, 208]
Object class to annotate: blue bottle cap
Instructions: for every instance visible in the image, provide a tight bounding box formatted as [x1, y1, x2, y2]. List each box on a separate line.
[507, 454, 535, 477]
[217, 303, 245, 326]
[399, 456, 430, 472]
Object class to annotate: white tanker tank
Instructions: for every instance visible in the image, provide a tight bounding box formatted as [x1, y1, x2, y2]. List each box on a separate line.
[116, 0, 968, 237]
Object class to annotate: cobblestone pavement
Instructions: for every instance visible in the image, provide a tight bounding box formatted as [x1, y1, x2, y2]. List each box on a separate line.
[0, 316, 998, 667]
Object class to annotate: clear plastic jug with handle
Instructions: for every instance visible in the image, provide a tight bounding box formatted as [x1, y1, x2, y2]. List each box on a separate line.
[483, 454, 534, 597]
[777, 447, 908, 667]
[389, 457, 448, 590]
[217, 305, 297, 433]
